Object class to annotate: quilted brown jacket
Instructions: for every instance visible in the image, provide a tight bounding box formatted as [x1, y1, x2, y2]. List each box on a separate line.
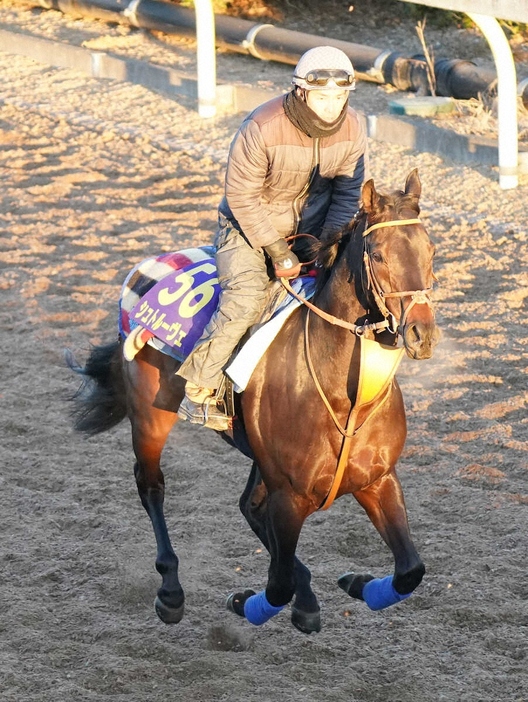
[218, 93, 369, 250]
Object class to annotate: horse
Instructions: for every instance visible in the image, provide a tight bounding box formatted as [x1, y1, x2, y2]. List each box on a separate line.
[68, 168, 438, 634]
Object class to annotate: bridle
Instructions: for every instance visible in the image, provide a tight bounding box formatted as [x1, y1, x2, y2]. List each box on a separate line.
[360, 218, 435, 335]
[281, 216, 434, 338]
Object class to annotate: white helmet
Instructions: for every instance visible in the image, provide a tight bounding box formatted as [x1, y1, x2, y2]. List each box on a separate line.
[292, 46, 356, 91]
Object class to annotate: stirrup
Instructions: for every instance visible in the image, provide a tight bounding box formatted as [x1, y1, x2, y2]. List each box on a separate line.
[202, 396, 230, 430]
[177, 395, 230, 431]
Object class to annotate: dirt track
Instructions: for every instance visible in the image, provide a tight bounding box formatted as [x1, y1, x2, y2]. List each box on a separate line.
[1, 4, 528, 702]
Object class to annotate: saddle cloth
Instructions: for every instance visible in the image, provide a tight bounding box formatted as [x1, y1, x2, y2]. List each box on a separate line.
[119, 247, 316, 390]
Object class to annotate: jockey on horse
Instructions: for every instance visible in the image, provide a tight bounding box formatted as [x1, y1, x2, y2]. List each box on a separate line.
[176, 46, 369, 430]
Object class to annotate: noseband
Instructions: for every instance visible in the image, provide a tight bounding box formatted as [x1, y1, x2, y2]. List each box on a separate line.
[361, 218, 434, 334]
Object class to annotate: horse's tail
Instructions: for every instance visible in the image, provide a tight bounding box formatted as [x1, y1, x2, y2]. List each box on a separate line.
[66, 339, 127, 435]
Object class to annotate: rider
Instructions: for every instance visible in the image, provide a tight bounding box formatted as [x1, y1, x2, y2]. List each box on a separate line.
[177, 45, 370, 430]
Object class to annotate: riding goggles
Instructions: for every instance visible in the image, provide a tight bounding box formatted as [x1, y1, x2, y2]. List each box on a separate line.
[295, 69, 356, 89]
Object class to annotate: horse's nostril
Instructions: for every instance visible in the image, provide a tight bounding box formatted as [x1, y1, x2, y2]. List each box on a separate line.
[403, 320, 439, 360]
[406, 324, 421, 345]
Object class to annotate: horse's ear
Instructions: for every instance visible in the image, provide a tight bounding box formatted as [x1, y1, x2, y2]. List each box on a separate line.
[362, 179, 379, 214]
[404, 169, 421, 199]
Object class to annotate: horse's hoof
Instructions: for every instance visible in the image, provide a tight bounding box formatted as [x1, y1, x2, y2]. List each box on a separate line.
[154, 596, 185, 624]
[291, 606, 321, 634]
[226, 589, 256, 618]
[338, 572, 375, 600]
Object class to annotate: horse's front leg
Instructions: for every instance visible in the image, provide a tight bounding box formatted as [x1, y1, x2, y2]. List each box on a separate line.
[229, 463, 321, 633]
[339, 470, 425, 610]
[126, 352, 184, 624]
[228, 484, 310, 629]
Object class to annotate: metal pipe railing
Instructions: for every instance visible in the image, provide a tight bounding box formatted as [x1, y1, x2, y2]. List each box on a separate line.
[37, 0, 528, 107]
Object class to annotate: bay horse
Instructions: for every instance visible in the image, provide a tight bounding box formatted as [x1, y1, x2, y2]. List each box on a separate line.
[69, 169, 438, 634]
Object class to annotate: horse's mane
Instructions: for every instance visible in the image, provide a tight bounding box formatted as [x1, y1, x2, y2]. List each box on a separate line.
[313, 188, 422, 292]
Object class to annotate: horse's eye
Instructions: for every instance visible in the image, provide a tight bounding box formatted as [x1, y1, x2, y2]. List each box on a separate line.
[371, 251, 383, 263]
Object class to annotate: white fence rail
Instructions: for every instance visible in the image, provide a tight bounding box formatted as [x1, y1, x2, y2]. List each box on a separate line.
[401, 0, 526, 188]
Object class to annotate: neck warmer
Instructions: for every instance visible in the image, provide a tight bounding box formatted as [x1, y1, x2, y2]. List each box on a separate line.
[283, 89, 348, 138]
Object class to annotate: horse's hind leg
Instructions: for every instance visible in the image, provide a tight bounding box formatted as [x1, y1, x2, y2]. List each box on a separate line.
[229, 464, 321, 633]
[125, 348, 185, 624]
[339, 469, 425, 611]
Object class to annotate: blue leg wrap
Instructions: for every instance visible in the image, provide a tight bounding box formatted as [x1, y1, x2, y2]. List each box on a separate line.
[243, 590, 285, 626]
[362, 575, 412, 611]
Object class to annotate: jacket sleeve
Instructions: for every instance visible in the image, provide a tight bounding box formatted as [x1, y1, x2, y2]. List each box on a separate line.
[321, 116, 370, 239]
[224, 119, 280, 249]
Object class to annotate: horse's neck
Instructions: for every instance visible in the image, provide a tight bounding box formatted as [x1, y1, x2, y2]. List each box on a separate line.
[315, 251, 366, 326]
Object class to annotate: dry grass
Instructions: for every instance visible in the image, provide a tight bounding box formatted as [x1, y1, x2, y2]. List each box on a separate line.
[448, 96, 528, 140]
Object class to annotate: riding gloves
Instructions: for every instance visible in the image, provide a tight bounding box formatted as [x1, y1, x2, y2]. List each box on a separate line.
[264, 238, 301, 279]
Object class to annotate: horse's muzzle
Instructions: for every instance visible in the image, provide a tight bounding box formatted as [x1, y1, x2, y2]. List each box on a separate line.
[402, 319, 440, 360]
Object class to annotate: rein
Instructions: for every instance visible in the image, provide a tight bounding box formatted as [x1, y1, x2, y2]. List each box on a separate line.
[281, 215, 434, 511]
[280, 278, 391, 335]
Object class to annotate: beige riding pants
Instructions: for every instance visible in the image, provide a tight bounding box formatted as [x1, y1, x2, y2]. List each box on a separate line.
[177, 215, 270, 390]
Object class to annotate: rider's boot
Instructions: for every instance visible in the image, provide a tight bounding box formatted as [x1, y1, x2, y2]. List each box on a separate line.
[177, 382, 230, 431]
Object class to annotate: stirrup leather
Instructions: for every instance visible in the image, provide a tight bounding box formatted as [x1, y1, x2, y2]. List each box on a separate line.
[215, 374, 235, 418]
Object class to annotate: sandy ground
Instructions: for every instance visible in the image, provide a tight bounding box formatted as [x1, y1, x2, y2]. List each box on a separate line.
[1, 3, 528, 702]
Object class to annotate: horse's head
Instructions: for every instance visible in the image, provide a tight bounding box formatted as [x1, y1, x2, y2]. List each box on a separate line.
[359, 169, 439, 360]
